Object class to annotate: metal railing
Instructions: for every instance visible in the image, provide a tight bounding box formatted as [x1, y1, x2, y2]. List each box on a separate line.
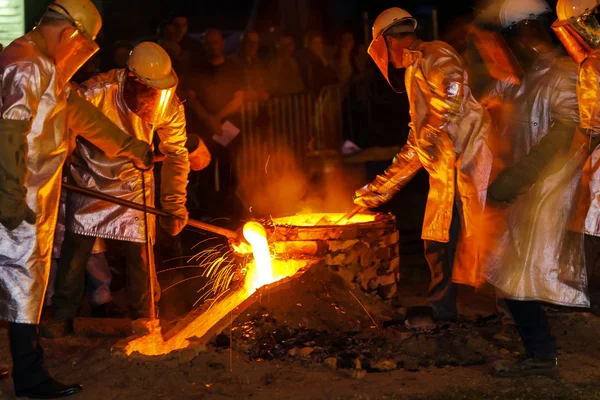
[238, 84, 347, 181]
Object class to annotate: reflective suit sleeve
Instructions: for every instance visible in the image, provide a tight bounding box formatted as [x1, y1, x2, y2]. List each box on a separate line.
[577, 55, 600, 137]
[354, 130, 423, 208]
[156, 100, 190, 235]
[65, 89, 153, 169]
[420, 45, 465, 137]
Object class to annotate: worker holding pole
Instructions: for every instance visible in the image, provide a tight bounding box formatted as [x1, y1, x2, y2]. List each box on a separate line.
[44, 42, 200, 338]
[352, 7, 494, 322]
[0, 0, 155, 396]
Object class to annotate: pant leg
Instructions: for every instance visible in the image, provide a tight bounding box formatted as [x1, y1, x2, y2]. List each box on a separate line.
[124, 241, 160, 320]
[585, 234, 600, 291]
[52, 232, 96, 320]
[496, 295, 515, 326]
[9, 323, 50, 392]
[424, 207, 459, 321]
[85, 253, 112, 307]
[505, 299, 556, 360]
[44, 259, 59, 307]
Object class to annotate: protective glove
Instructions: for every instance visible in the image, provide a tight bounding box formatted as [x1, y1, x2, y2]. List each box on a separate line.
[132, 147, 154, 171]
[159, 209, 188, 236]
[186, 134, 211, 171]
[488, 166, 536, 203]
[0, 119, 36, 230]
[353, 183, 396, 208]
[489, 120, 578, 203]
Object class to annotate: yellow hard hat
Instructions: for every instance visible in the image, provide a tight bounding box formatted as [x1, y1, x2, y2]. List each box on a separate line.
[47, 0, 102, 41]
[556, 0, 598, 21]
[372, 7, 417, 40]
[127, 42, 177, 90]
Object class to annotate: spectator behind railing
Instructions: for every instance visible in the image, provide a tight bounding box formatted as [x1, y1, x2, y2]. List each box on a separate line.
[72, 52, 101, 84]
[333, 31, 365, 85]
[296, 31, 338, 96]
[112, 40, 134, 70]
[265, 32, 306, 97]
[157, 17, 191, 77]
[231, 30, 269, 101]
[182, 28, 245, 219]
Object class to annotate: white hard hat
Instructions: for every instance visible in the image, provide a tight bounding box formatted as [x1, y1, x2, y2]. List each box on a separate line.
[127, 42, 177, 90]
[556, 0, 599, 21]
[372, 7, 417, 39]
[499, 0, 551, 28]
[48, 0, 102, 41]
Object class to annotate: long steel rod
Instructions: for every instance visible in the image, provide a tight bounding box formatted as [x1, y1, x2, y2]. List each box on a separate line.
[62, 183, 239, 240]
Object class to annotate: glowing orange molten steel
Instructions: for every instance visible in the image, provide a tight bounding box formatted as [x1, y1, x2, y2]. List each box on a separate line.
[243, 221, 274, 293]
[124, 220, 287, 357]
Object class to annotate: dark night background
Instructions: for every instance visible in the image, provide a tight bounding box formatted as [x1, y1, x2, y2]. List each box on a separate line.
[24, 0, 560, 46]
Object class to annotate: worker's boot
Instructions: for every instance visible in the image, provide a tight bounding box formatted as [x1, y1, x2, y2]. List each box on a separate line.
[492, 357, 558, 378]
[40, 319, 74, 339]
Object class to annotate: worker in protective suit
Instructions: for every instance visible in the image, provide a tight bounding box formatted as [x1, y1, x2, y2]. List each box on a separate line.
[553, 0, 600, 315]
[353, 7, 493, 322]
[471, 0, 588, 377]
[0, 0, 153, 398]
[46, 42, 195, 337]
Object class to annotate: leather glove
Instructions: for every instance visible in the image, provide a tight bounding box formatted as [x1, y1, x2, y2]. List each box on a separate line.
[488, 166, 536, 203]
[353, 184, 396, 208]
[186, 134, 211, 171]
[0, 119, 36, 230]
[159, 210, 188, 236]
[0, 180, 36, 230]
[132, 147, 154, 171]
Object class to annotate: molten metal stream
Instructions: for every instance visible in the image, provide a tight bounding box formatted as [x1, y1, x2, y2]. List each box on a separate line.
[125, 221, 279, 356]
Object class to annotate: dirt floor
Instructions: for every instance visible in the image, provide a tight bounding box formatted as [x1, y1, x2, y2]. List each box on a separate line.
[2, 255, 600, 400]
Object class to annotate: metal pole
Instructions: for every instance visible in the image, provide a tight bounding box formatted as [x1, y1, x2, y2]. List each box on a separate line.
[432, 9, 439, 41]
[62, 183, 240, 241]
[140, 170, 157, 328]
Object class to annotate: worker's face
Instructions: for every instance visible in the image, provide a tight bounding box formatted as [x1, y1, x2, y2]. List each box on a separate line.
[386, 35, 416, 69]
[279, 36, 296, 58]
[204, 30, 225, 60]
[242, 32, 260, 58]
[172, 17, 188, 43]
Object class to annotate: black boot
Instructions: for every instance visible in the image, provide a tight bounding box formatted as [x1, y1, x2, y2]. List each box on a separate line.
[492, 357, 558, 378]
[9, 323, 82, 398]
[40, 319, 74, 339]
[15, 377, 82, 399]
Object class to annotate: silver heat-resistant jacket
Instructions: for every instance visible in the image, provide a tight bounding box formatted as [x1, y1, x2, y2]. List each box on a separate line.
[572, 48, 600, 237]
[357, 40, 492, 244]
[473, 54, 589, 307]
[0, 32, 150, 324]
[66, 69, 189, 243]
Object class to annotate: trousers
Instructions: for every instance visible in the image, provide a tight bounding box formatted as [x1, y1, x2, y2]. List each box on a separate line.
[52, 231, 159, 320]
[423, 205, 460, 321]
[505, 299, 556, 360]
